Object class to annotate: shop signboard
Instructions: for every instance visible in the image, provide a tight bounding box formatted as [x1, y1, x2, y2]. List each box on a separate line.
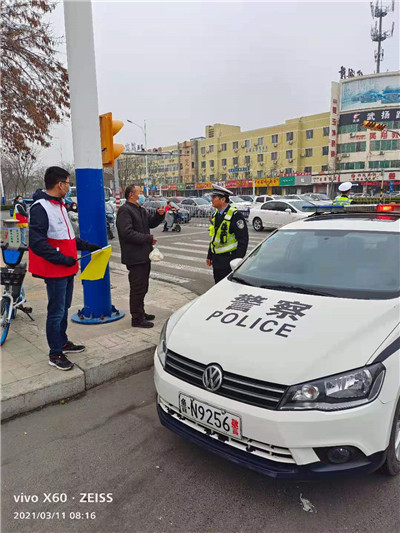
[255, 178, 279, 187]
[228, 167, 249, 173]
[195, 182, 212, 190]
[226, 180, 238, 188]
[167, 184, 177, 190]
[176, 184, 186, 191]
[279, 176, 295, 186]
[339, 107, 400, 126]
[186, 183, 194, 190]
[295, 175, 312, 186]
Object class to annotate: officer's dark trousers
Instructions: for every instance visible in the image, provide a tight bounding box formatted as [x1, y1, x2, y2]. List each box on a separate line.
[128, 262, 151, 322]
[213, 266, 232, 284]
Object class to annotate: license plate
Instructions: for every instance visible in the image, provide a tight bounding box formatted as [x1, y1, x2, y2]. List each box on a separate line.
[179, 394, 242, 438]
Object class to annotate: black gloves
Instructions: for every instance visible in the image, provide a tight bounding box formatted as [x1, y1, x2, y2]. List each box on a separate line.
[87, 243, 101, 252]
[63, 256, 77, 267]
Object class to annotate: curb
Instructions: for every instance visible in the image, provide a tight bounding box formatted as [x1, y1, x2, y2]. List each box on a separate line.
[1, 345, 156, 421]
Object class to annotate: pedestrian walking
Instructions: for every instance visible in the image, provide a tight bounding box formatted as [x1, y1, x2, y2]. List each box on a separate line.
[67, 202, 80, 237]
[13, 195, 28, 245]
[333, 182, 353, 206]
[116, 184, 165, 328]
[206, 184, 249, 283]
[28, 167, 100, 371]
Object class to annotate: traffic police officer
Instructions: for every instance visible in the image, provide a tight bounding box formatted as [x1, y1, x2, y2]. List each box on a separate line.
[333, 182, 353, 206]
[206, 185, 249, 283]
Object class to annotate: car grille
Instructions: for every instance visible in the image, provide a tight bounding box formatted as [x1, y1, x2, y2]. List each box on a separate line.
[159, 398, 295, 464]
[165, 350, 288, 410]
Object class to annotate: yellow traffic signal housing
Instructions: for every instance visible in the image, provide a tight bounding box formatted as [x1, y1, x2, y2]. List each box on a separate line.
[99, 112, 125, 167]
[363, 120, 387, 132]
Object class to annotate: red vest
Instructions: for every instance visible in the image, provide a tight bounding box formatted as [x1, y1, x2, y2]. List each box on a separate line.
[29, 199, 79, 278]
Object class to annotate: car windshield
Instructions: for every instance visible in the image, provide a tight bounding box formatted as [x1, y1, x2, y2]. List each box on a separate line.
[288, 200, 317, 212]
[194, 198, 209, 205]
[231, 229, 400, 299]
[315, 193, 330, 200]
[230, 196, 246, 203]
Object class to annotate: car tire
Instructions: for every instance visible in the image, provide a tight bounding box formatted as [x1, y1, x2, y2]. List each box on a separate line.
[252, 217, 263, 232]
[381, 397, 400, 476]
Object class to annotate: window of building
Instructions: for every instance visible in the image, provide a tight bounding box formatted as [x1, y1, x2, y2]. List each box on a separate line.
[371, 139, 400, 151]
[201, 147, 206, 155]
[306, 129, 313, 139]
[209, 145, 214, 153]
[271, 152, 278, 161]
[257, 137, 264, 145]
[304, 166, 312, 173]
[221, 174, 227, 180]
[191, 162, 194, 169]
[180, 163, 183, 170]
[245, 155, 250, 165]
[210, 174, 215, 181]
[209, 160, 214, 168]
[337, 142, 366, 153]
[305, 148, 313, 157]
[369, 160, 396, 169]
[233, 141, 238, 150]
[322, 146, 329, 156]
[257, 170, 263, 179]
[286, 132, 293, 141]
[222, 158, 227, 167]
[354, 161, 366, 169]
[285, 168, 293, 174]
[321, 165, 328, 172]
[257, 154, 264, 162]
[221, 143, 227, 151]
[244, 139, 250, 148]
[286, 150, 293, 159]
[272, 134, 278, 144]
[201, 161, 206, 169]
[323, 127, 330, 136]
[233, 157, 239, 165]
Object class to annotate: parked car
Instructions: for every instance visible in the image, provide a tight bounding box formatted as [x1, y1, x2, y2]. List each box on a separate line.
[179, 197, 213, 217]
[229, 196, 252, 218]
[249, 199, 316, 231]
[283, 194, 332, 206]
[238, 194, 256, 203]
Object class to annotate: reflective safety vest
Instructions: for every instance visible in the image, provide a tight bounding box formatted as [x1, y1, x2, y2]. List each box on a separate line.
[209, 205, 238, 254]
[333, 195, 352, 206]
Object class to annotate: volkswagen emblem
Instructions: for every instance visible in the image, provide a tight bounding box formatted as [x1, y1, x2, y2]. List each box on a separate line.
[202, 364, 223, 392]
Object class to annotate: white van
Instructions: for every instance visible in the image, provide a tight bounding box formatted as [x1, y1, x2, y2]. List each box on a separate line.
[154, 204, 400, 479]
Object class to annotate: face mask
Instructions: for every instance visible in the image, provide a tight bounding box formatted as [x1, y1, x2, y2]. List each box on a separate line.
[138, 194, 145, 205]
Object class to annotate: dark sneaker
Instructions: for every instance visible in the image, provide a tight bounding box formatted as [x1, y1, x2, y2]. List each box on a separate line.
[62, 341, 86, 354]
[49, 354, 74, 371]
[144, 313, 155, 321]
[131, 319, 154, 329]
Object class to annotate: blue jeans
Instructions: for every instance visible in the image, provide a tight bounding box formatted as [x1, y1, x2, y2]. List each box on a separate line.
[45, 276, 74, 357]
[20, 227, 27, 245]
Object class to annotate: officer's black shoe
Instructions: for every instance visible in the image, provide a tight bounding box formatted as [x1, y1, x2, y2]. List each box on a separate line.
[144, 313, 155, 321]
[131, 319, 154, 329]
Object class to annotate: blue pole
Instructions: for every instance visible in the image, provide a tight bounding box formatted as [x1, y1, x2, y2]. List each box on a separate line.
[63, 0, 123, 324]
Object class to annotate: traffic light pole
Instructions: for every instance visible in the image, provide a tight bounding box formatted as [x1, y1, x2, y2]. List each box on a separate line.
[64, 0, 124, 324]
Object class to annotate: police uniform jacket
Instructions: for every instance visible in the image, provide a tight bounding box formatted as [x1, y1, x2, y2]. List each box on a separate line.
[116, 201, 164, 265]
[207, 206, 249, 269]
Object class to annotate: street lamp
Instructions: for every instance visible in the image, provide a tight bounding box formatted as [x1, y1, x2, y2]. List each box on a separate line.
[126, 119, 149, 193]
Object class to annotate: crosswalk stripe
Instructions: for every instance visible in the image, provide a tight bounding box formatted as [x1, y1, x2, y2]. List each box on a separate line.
[109, 261, 193, 284]
[154, 261, 212, 275]
[179, 243, 208, 249]
[111, 251, 209, 271]
[163, 252, 204, 263]
[158, 245, 205, 254]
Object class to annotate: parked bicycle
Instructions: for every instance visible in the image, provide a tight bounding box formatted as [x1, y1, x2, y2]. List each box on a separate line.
[1, 243, 33, 345]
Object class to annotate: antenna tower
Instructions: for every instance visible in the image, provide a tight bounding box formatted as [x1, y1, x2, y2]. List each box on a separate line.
[370, 0, 395, 73]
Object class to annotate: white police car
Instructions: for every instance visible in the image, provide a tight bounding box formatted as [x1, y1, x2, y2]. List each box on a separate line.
[155, 204, 400, 479]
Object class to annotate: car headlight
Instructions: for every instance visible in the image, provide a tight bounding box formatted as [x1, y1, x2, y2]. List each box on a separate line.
[157, 319, 169, 368]
[279, 363, 385, 411]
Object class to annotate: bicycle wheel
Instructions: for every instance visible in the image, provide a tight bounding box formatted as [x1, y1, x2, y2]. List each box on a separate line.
[1, 297, 11, 345]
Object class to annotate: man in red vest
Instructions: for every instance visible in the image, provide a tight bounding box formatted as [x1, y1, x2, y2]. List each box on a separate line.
[29, 167, 100, 370]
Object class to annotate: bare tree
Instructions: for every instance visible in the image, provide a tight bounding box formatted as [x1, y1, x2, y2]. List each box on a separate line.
[1, 0, 70, 157]
[1, 150, 40, 197]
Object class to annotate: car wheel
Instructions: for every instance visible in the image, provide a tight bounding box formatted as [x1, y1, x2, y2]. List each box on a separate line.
[252, 217, 263, 232]
[381, 398, 400, 476]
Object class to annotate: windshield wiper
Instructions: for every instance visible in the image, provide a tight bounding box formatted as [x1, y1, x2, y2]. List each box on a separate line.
[260, 284, 336, 297]
[231, 276, 256, 287]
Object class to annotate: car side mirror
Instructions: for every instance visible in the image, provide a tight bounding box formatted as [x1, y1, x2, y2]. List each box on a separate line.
[230, 258, 243, 270]
[285, 208, 292, 214]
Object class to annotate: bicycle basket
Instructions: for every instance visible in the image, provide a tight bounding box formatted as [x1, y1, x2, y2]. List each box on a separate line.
[1, 264, 26, 287]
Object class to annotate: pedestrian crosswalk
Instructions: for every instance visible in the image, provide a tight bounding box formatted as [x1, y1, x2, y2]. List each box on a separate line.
[109, 228, 268, 289]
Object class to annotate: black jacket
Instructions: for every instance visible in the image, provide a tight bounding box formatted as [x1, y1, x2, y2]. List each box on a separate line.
[116, 201, 164, 265]
[29, 189, 95, 266]
[207, 206, 249, 269]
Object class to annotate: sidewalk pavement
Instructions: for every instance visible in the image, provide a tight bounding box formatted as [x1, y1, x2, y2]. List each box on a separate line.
[1, 264, 197, 421]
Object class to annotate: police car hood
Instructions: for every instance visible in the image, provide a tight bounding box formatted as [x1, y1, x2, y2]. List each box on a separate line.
[167, 281, 399, 385]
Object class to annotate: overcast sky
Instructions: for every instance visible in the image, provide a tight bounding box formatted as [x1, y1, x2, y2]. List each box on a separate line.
[42, 0, 399, 165]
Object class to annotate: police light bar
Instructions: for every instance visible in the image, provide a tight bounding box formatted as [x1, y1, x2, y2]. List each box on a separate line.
[376, 204, 400, 212]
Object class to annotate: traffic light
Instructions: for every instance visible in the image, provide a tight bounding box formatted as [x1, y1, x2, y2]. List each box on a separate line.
[363, 120, 387, 131]
[99, 112, 125, 167]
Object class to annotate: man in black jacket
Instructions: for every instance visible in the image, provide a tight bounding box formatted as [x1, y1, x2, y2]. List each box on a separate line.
[116, 185, 165, 328]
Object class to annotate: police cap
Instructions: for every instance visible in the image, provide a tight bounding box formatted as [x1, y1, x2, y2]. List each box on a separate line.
[338, 181, 353, 192]
[210, 184, 233, 198]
